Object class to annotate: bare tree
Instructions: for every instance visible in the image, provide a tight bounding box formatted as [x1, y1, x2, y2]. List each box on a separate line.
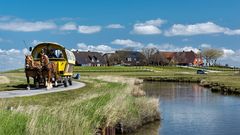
[141, 47, 158, 65]
[108, 53, 120, 65]
[150, 51, 169, 66]
[201, 48, 223, 66]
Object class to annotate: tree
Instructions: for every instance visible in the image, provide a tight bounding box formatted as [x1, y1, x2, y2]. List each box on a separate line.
[108, 52, 122, 65]
[150, 51, 169, 66]
[141, 47, 158, 65]
[201, 48, 223, 66]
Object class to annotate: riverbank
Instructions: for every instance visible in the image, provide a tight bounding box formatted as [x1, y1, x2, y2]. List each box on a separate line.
[1, 66, 239, 134]
[200, 79, 240, 95]
[142, 81, 240, 135]
[140, 75, 240, 95]
[0, 72, 160, 134]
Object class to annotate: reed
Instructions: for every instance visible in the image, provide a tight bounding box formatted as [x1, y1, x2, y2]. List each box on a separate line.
[0, 76, 160, 135]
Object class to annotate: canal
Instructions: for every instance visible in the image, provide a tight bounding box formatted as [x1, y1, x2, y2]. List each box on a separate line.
[129, 82, 240, 135]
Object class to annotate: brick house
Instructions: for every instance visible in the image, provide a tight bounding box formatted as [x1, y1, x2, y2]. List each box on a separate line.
[161, 51, 203, 66]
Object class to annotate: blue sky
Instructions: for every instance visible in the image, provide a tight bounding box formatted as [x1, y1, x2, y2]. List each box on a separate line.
[1, 0, 240, 71]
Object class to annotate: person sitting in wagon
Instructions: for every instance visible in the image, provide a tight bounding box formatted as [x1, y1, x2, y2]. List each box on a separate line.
[48, 49, 57, 58]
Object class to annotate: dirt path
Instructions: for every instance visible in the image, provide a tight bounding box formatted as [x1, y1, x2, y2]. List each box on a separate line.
[0, 81, 85, 98]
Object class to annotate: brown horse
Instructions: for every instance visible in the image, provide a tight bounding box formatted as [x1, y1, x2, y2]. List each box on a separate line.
[25, 55, 42, 90]
[40, 53, 58, 90]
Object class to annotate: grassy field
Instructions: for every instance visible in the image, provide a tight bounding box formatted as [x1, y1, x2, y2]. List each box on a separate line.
[0, 69, 159, 135]
[1, 65, 240, 135]
[75, 66, 240, 90]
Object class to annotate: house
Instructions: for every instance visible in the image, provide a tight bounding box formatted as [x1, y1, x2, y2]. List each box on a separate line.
[73, 51, 107, 66]
[162, 51, 203, 66]
[150, 52, 169, 66]
[161, 52, 177, 61]
[102, 53, 114, 66]
[106, 51, 146, 66]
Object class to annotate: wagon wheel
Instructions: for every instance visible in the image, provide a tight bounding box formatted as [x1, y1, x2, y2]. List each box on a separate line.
[63, 77, 68, 87]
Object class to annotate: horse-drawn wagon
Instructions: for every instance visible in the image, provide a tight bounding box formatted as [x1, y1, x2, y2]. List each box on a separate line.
[25, 42, 76, 90]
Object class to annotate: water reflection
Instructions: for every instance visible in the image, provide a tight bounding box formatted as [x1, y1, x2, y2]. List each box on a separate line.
[127, 121, 160, 135]
[130, 82, 240, 135]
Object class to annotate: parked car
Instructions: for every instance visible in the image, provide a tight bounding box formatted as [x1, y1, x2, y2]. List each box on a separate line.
[197, 69, 205, 74]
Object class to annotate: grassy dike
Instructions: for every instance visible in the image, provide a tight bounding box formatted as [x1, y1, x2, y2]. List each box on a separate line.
[0, 69, 160, 135]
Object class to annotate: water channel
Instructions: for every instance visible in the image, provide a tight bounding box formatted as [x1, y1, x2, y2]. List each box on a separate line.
[129, 82, 240, 135]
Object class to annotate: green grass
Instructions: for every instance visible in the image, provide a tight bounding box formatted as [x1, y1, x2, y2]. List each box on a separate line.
[1, 65, 240, 134]
[0, 72, 27, 91]
[0, 75, 159, 135]
[0, 110, 28, 135]
[75, 66, 240, 91]
[205, 66, 239, 71]
[74, 66, 151, 72]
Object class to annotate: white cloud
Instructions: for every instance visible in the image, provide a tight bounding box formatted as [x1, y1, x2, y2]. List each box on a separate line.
[224, 29, 240, 35]
[0, 48, 20, 55]
[165, 22, 226, 36]
[145, 43, 159, 49]
[221, 48, 235, 57]
[180, 46, 200, 53]
[78, 25, 101, 34]
[111, 39, 144, 48]
[200, 43, 212, 48]
[145, 43, 200, 53]
[165, 22, 240, 36]
[0, 21, 57, 32]
[60, 22, 77, 31]
[106, 24, 125, 29]
[144, 19, 165, 26]
[77, 43, 114, 53]
[218, 48, 240, 67]
[133, 25, 162, 35]
[0, 48, 28, 71]
[132, 18, 165, 35]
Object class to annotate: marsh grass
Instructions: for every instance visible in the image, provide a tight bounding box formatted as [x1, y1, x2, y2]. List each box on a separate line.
[0, 110, 28, 135]
[4, 65, 239, 134]
[0, 72, 28, 91]
[0, 76, 160, 135]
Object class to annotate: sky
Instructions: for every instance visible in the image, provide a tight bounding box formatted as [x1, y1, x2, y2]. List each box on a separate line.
[1, 0, 240, 71]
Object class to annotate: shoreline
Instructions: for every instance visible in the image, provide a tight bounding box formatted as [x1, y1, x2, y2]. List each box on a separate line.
[93, 76, 161, 134]
[141, 76, 240, 95]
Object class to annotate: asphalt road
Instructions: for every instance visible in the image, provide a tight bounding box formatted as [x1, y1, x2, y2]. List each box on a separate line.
[0, 81, 85, 98]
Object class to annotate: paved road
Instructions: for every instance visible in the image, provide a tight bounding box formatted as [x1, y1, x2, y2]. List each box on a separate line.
[0, 81, 85, 98]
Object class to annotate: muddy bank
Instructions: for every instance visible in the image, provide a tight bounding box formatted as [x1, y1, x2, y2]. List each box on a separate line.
[200, 80, 240, 95]
[141, 76, 201, 83]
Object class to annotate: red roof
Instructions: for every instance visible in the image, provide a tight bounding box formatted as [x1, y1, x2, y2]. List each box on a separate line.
[161, 52, 177, 60]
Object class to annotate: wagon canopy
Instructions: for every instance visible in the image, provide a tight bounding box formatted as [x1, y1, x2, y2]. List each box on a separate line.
[31, 42, 75, 65]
